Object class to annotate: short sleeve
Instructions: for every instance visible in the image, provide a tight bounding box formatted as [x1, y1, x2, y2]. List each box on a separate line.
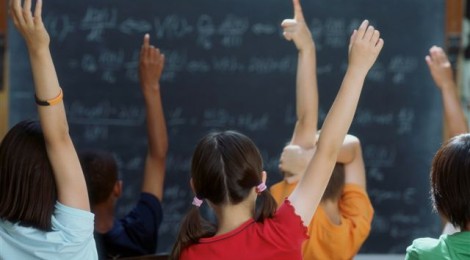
[261, 200, 309, 250]
[52, 202, 95, 243]
[339, 184, 374, 247]
[105, 192, 163, 254]
[405, 244, 420, 260]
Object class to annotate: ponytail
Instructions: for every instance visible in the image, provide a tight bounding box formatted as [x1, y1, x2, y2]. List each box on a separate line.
[170, 206, 216, 260]
[255, 189, 277, 222]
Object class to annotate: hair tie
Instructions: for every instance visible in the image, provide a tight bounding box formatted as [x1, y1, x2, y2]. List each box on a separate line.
[256, 182, 267, 194]
[192, 196, 203, 207]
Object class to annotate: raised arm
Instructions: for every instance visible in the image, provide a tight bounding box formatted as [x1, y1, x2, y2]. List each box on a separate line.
[10, 0, 89, 210]
[139, 34, 168, 201]
[338, 135, 366, 188]
[426, 46, 468, 138]
[280, 134, 366, 188]
[282, 0, 318, 148]
[289, 20, 383, 224]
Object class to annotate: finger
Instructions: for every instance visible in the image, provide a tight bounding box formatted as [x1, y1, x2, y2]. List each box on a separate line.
[349, 30, 357, 46]
[160, 54, 165, 68]
[141, 34, 150, 58]
[11, 0, 26, 25]
[430, 46, 443, 64]
[425, 55, 433, 67]
[151, 48, 159, 62]
[436, 48, 449, 64]
[283, 31, 293, 41]
[34, 0, 43, 24]
[293, 0, 304, 21]
[143, 33, 150, 48]
[23, 0, 34, 25]
[357, 20, 369, 39]
[371, 29, 380, 44]
[375, 38, 384, 52]
[364, 25, 374, 40]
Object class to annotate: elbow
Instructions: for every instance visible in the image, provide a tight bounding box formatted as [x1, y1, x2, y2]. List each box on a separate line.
[316, 138, 341, 162]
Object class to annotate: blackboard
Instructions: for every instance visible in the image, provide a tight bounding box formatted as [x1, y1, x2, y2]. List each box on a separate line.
[8, 0, 444, 254]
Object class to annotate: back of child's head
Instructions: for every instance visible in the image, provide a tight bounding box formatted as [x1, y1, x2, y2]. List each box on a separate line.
[0, 120, 57, 231]
[79, 150, 118, 206]
[321, 163, 345, 202]
[431, 133, 470, 231]
[171, 130, 277, 259]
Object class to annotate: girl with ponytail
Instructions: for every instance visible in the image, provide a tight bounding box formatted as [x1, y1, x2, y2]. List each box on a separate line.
[171, 0, 384, 258]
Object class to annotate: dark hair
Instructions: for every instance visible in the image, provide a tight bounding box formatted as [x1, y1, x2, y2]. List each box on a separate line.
[0, 120, 57, 231]
[79, 150, 118, 206]
[321, 163, 345, 202]
[431, 134, 470, 231]
[171, 131, 278, 259]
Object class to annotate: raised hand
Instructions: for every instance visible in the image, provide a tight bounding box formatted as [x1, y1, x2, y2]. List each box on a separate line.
[281, 0, 314, 52]
[138, 33, 168, 202]
[139, 34, 165, 93]
[426, 46, 454, 89]
[10, 0, 50, 52]
[348, 20, 384, 74]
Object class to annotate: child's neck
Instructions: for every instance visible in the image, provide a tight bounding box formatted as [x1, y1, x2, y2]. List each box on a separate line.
[214, 200, 254, 236]
[92, 202, 115, 234]
[320, 200, 341, 225]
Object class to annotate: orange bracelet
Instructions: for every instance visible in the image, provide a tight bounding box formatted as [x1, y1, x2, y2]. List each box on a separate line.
[35, 89, 63, 106]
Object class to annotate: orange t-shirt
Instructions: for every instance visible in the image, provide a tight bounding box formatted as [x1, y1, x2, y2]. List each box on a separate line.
[270, 181, 374, 260]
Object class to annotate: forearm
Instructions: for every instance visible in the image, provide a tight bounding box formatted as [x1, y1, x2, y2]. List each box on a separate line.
[291, 47, 318, 148]
[317, 68, 365, 157]
[141, 89, 167, 200]
[144, 88, 168, 159]
[440, 85, 469, 137]
[29, 48, 69, 144]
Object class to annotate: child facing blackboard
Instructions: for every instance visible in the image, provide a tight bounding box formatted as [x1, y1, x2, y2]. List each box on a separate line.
[0, 0, 97, 258]
[405, 46, 470, 259]
[170, 0, 384, 258]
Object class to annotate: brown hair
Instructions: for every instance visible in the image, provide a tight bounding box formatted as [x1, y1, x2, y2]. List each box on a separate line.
[79, 150, 118, 205]
[321, 163, 345, 202]
[431, 134, 470, 231]
[0, 120, 57, 231]
[170, 131, 278, 259]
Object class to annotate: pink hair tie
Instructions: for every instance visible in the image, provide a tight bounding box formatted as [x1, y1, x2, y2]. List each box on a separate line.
[256, 182, 267, 194]
[192, 196, 203, 207]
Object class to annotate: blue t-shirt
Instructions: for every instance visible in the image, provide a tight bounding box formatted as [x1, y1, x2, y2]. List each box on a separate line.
[95, 192, 163, 259]
[0, 202, 98, 260]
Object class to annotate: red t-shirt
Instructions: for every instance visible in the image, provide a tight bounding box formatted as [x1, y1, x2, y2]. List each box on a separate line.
[180, 200, 308, 260]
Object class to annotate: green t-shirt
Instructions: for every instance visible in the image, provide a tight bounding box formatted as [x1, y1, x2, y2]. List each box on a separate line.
[406, 231, 470, 260]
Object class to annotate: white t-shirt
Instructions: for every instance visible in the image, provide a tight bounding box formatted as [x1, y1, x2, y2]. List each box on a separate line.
[0, 202, 97, 260]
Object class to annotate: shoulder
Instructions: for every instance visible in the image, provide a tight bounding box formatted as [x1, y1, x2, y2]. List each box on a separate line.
[108, 193, 162, 238]
[138, 192, 163, 211]
[270, 180, 287, 192]
[53, 202, 95, 237]
[340, 184, 373, 214]
[406, 236, 446, 259]
[262, 200, 308, 243]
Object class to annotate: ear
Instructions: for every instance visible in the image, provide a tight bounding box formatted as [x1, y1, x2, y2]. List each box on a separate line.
[113, 180, 123, 198]
[262, 171, 267, 183]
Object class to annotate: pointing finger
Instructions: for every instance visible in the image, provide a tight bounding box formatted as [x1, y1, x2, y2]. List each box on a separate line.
[293, 0, 305, 21]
